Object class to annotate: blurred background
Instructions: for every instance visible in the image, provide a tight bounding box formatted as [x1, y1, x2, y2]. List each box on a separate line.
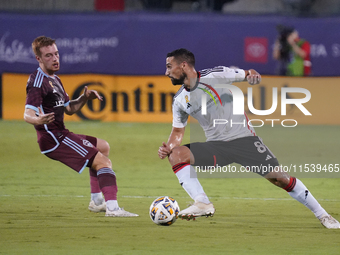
[0, 0, 339, 15]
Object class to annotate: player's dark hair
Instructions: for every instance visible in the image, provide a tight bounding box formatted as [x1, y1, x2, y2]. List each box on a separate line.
[167, 48, 195, 67]
[32, 36, 56, 57]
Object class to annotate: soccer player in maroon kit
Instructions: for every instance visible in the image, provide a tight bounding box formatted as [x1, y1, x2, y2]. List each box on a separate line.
[24, 36, 138, 217]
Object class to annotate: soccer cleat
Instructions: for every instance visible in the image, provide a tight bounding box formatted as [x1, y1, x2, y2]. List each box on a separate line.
[319, 214, 340, 229]
[105, 207, 139, 217]
[178, 202, 215, 220]
[88, 200, 106, 213]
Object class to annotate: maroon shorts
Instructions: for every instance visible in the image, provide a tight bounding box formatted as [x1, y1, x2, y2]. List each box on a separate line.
[45, 132, 99, 173]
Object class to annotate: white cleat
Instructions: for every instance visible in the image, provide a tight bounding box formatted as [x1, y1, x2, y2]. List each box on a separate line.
[319, 214, 340, 229]
[105, 207, 139, 217]
[178, 202, 215, 221]
[88, 200, 106, 213]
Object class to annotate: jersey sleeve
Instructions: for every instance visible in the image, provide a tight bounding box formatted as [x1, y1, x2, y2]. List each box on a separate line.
[172, 99, 188, 128]
[221, 66, 246, 82]
[201, 66, 246, 83]
[25, 75, 43, 114]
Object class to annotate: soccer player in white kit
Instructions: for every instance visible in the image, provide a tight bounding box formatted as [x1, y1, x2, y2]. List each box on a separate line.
[158, 48, 339, 229]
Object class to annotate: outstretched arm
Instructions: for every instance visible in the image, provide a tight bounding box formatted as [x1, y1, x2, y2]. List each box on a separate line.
[158, 127, 185, 159]
[64, 86, 103, 115]
[245, 69, 261, 85]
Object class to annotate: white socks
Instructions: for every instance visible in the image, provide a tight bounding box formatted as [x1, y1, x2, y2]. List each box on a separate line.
[173, 164, 327, 218]
[91, 192, 104, 206]
[91, 192, 119, 211]
[174, 164, 210, 204]
[288, 178, 327, 219]
[106, 200, 119, 211]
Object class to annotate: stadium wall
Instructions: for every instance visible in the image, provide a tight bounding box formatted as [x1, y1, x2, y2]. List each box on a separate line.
[0, 12, 340, 76]
[2, 73, 339, 125]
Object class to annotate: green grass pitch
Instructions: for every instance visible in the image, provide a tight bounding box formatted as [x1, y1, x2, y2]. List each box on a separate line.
[0, 120, 339, 254]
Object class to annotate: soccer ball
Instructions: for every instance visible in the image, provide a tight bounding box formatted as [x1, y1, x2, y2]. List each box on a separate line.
[149, 196, 180, 226]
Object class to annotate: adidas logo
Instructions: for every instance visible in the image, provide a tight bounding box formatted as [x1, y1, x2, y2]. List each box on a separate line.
[265, 155, 272, 161]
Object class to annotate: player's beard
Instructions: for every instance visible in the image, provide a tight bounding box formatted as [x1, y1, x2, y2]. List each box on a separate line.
[170, 72, 187, 85]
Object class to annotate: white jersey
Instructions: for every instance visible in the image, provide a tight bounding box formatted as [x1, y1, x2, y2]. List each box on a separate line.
[172, 66, 256, 142]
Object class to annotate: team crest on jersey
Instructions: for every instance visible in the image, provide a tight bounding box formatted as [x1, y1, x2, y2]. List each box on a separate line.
[82, 140, 94, 148]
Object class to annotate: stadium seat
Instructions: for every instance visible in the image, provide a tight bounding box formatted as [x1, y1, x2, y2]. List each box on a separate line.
[95, 0, 125, 11]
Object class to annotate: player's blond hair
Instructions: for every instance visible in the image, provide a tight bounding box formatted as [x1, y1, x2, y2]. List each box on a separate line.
[32, 36, 56, 57]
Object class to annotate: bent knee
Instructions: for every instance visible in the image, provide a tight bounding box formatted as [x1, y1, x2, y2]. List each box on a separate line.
[168, 146, 191, 166]
[97, 139, 110, 157]
[92, 152, 112, 170]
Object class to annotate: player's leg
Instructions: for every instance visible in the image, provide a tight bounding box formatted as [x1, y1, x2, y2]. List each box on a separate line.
[170, 145, 209, 203]
[86, 137, 108, 212]
[169, 145, 215, 220]
[234, 136, 339, 228]
[88, 167, 106, 212]
[96, 138, 110, 156]
[265, 169, 340, 229]
[87, 137, 110, 212]
[235, 135, 326, 219]
[91, 151, 138, 217]
[46, 132, 138, 217]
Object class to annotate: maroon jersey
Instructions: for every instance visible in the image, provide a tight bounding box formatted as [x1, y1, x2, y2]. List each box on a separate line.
[25, 67, 70, 153]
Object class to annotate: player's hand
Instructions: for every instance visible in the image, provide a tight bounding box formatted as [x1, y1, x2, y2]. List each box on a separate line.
[37, 107, 55, 124]
[83, 86, 103, 101]
[158, 142, 171, 159]
[247, 69, 261, 85]
[287, 33, 296, 46]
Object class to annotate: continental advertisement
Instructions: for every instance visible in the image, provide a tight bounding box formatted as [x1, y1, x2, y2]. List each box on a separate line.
[2, 73, 339, 125]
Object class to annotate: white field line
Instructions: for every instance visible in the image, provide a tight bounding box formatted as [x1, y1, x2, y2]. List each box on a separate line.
[0, 194, 339, 202]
